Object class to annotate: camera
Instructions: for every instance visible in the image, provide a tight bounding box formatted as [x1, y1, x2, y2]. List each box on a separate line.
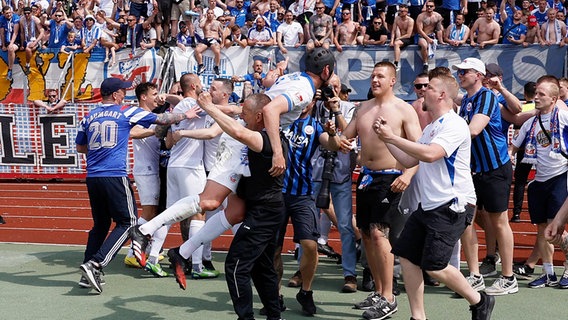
[320, 85, 335, 102]
[315, 149, 336, 209]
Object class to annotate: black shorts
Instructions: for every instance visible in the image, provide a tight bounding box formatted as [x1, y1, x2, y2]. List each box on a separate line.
[386, 5, 398, 26]
[473, 161, 512, 213]
[528, 171, 568, 224]
[392, 202, 474, 271]
[398, 37, 413, 48]
[284, 194, 320, 242]
[296, 12, 313, 26]
[201, 37, 220, 47]
[356, 173, 405, 241]
[376, 1, 387, 13]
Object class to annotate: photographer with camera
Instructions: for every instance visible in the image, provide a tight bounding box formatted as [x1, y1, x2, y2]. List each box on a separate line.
[309, 74, 361, 293]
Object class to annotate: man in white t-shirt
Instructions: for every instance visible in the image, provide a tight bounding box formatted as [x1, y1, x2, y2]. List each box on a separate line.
[512, 75, 568, 289]
[276, 10, 304, 54]
[375, 73, 494, 320]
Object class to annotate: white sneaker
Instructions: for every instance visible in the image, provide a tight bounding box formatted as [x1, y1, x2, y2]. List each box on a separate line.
[485, 276, 518, 296]
[467, 273, 486, 291]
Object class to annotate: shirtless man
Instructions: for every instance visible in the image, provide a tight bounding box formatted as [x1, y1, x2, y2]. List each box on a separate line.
[470, 7, 501, 48]
[195, 10, 223, 75]
[540, 8, 566, 46]
[344, 62, 422, 320]
[411, 72, 432, 129]
[334, 7, 361, 52]
[390, 4, 414, 72]
[306, 2, 334, 52]
[415, 0, 445, 72]
[524, 14, 542, 46]
[444, 12, 470, 46]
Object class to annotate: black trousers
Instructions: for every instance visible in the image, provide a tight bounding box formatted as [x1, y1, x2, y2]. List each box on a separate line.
[513, 149, 533, 215]
[225, 203, 285, 320]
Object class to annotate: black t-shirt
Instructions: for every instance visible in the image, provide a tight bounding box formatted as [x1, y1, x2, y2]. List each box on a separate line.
[366, 27, 389, 41]
[236, 131, 284, 206]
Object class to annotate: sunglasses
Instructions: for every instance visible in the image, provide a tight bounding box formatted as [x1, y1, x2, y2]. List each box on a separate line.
[127, 19, 135, 22]
[48, 95, 57, 98]
[457, 69, 475, 76]
[316, 6, 325, 9]
[342, 12, 350, 15]
[414, 83, 428, 89]
[373, 21, 382, 25]
[55, 14, 62, 17]
[426, 5, 435, 8]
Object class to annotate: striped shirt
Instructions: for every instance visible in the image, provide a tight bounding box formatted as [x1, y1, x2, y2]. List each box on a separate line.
[282, 115, 324, 196]
[459, 87, 510, 173]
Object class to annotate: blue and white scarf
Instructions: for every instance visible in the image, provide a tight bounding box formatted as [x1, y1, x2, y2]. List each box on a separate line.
[522, 107, 566, 164]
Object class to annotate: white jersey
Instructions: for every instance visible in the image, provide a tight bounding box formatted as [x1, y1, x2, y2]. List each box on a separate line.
[168, 97, 206, 169]
[132, 124, 160, 175]
[415, 110, 476, 211]
[203, 114, 222, 171]
[277, 21, 303, 46]
[264, 72, 316, 129]
[512, 110, 568, 181]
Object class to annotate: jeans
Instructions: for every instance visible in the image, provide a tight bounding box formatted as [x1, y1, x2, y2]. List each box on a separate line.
[313, 180, 357, 277]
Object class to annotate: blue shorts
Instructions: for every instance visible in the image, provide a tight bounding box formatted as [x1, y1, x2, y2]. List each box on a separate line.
[527, 171, 568, 224]
[284, 194, 320, 243]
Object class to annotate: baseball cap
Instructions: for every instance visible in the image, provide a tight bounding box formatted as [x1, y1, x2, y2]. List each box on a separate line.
[528, 15, 537, 27]
[84, 14, 95, 21]
[23, 6, 32, 13]
[485, 63, 503, 77]
[341, 84, 352, 93]
[452, 57, 486, 75]
[100, 77, 133, 96]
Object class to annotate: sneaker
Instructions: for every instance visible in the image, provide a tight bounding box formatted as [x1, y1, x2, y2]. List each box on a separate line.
[510, 213, 521, 223]
[129, 225, 150, 267]
[485, 276, 519, 295]
[167, 247, 189, 290]
[78, 275, 105, 288]
[124, 256, 142, 268]
[392, 277, 401, 296]
[296, 289, 316, 316]
[558, 269, 568, 289]
[317, 242, 341, 260]
[259, 294, 286, 316]
[469, 291, 495, 320]
[354, 291, 382, 310]
[202, 259, 216, 271]
[7, 69, 12, 81]
[145, 262, 169, 277]
[528, 273, 558, 288]
[79, 261, 103, 293]
[361, 296, 397, 320]
[191, 268, 220, 279]
[361, 267, 375, 292]
[342, 275, 357, 293]
[288, 270, 302, 287]
[512, 261, 535, 280]
[479, 256, 497, 277]
[197, 64, 206, 75]
[467, 274, 486, 291]
[214, 65, 220, 75]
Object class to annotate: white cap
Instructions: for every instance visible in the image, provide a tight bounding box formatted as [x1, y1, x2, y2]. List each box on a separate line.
[452, 57, 486, 75]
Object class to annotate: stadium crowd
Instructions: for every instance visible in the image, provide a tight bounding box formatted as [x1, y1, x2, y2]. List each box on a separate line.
[2, 0, 568, 80]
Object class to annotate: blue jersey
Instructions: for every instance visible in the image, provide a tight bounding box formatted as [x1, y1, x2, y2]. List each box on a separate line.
[75, 104, 158, 177]
[48, 19, 71, 48]
[502, 19, 527, 44]
[282, 115, 324, 195]
[0, 13, 20, 44]
[459, 87, 510, 172]
[442, 0, 461, 10]
[229, 5, 249, 27]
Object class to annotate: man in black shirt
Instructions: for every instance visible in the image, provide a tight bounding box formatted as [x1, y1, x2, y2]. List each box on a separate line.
[199, 93, 286, 320]
[363, 16, 389, 46]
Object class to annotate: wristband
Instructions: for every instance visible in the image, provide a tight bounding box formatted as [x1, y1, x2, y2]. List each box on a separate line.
[333, 111, 342, 116]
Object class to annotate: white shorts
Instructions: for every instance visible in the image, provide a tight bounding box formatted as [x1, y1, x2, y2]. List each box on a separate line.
[133, 174, 160, 206]
[166, 166, 206, 207]
[207, 133, 250, 193]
